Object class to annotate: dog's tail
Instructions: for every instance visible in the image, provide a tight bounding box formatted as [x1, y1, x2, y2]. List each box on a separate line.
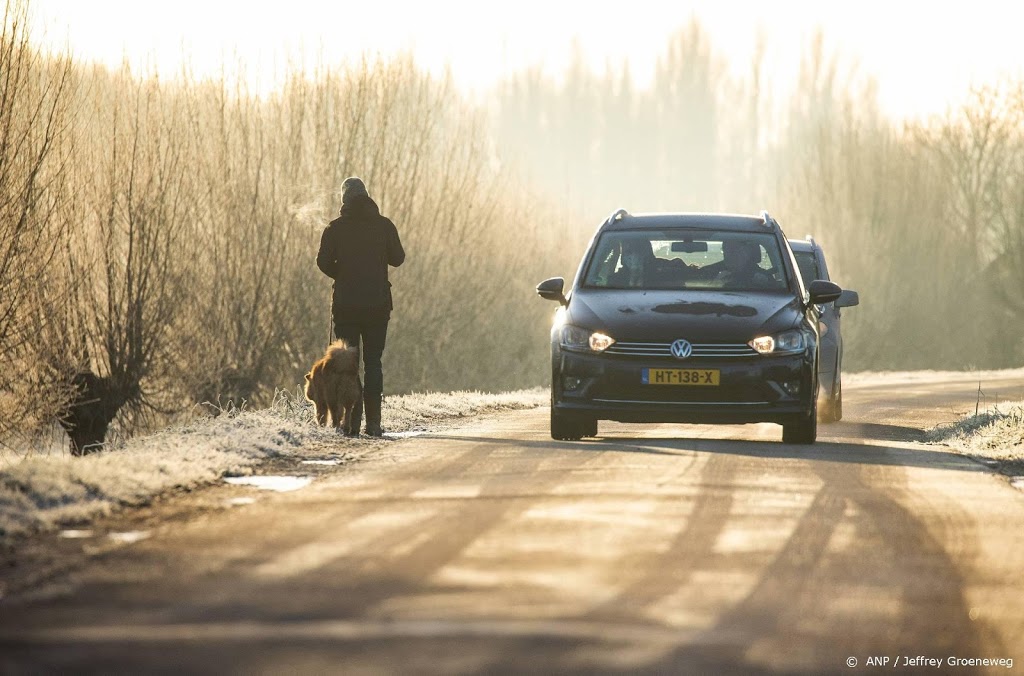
[325, 339, 359, 373]
[326, 338, 353, 357]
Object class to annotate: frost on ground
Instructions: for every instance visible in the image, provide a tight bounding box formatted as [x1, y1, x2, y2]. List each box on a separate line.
[0, 388, 546, 538]
[926, 400, 1024, 474]
[845, 367, 1024, 388]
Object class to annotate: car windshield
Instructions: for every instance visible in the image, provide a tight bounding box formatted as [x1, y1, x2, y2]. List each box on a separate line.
[583, 229, 789, 292]
[793, 250, 821, 285]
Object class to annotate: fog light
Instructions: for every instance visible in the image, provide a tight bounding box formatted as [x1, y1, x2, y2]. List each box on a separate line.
[780, 380, 801, 395]
[562, 376, 582, 391]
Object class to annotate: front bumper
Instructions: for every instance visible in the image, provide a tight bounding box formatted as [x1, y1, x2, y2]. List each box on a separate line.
[553, 348, 815, 425]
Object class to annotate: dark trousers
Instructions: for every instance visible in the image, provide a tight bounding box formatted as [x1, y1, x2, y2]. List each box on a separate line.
[334, 319, 389, 397]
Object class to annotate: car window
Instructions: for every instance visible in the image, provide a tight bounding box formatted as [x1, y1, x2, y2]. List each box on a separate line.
[583, 230, 789, 292]
[793, 251, 821, 285]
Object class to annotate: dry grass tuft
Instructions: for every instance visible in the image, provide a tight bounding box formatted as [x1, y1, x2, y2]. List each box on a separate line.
[926, 400, 1024, 474]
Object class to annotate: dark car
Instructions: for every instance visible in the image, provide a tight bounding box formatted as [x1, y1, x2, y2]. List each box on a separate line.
[788, 237, 859, 422]
[537, 209, 845, 444]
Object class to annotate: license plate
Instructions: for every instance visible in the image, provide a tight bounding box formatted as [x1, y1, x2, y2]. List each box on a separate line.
[642, 368, 720, 386]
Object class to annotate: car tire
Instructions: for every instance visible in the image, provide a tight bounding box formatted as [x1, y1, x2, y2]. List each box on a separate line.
[551, 407, 585, 441]
[583, 417, 598, 437]
[783, 399, 817, 444]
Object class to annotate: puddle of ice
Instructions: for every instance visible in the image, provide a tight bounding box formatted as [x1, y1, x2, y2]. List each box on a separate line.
[226, 497, 257, 506]
[108, 531, 150, 544]
[59, 529, 94, 539]
[1011, 477, 1024, 492]
[385, 431, 426, 439]
[224, 476, 313, 492]
[301, 459, 342, 466]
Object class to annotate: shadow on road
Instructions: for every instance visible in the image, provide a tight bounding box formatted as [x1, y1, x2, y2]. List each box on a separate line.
[427, 423, 984, 475]
[826, 420, 923, 442]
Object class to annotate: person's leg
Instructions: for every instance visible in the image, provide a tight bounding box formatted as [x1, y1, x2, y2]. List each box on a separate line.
[361, 320, 389, 436]
[333, 321, 363, 434]
[333, 322, 360, 347]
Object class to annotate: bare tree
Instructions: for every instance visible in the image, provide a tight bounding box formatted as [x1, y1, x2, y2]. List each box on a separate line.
[917, 85, 1011, 270]
[649, 20, 722, 210]
[980, 84, 1024, 363]
[0, 0, 75, 440]
[56, 70, 192, 454]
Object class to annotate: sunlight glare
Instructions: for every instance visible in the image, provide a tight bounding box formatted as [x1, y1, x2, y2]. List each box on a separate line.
[27, 0, 1024, 120]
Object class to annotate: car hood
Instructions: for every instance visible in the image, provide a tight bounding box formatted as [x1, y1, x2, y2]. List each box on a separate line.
[567, 288, 804, 342]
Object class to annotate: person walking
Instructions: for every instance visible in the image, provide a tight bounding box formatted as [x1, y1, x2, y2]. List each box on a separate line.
[316, 177, 405, 436]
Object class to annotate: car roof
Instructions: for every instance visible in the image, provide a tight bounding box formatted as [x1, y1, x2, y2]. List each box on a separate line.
[787, 239, 817, 253]
[604, 212, 775, 233]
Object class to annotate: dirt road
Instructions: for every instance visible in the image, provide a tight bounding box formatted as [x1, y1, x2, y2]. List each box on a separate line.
[2, 373, 1023, 674]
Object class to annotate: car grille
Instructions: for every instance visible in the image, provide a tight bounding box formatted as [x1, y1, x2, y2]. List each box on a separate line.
[604, 341, 758, 358]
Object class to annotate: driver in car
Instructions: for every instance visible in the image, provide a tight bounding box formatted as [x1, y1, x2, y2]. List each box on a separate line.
[710, 240, 775, 288]
[610, 239, 657, 288]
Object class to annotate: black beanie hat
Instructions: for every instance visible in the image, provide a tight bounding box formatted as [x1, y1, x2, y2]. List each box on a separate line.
[341, 176, 368, 204]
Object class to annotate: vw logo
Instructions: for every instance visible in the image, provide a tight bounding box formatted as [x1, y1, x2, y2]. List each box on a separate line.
[670, 339, 693, 359]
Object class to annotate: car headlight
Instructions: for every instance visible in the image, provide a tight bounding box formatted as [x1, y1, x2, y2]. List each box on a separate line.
[749, 329, 804, 354]
[589, 332, 615, 351]
[561, 325, 615, 352]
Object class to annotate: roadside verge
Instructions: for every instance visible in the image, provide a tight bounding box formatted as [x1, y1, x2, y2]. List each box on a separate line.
[925, 400, 1024, 481]
[0, 389, 546, 539]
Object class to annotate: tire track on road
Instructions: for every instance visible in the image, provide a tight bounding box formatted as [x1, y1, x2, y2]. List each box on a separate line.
[828, 459, 1000, 658]
[581, 450, 734, 621]
[648, 446, 998, 672]
[264, 438, 612, 620]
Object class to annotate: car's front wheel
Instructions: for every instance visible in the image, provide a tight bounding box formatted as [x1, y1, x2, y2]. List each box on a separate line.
[783, 399, 817, 444]
[551, 407, 587, 441]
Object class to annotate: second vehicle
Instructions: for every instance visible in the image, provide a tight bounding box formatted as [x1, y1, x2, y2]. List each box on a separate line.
[788, 237, 860, 422]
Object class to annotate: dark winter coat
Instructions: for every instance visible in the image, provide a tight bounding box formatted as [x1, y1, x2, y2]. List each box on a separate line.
[316, 195, 405, 320]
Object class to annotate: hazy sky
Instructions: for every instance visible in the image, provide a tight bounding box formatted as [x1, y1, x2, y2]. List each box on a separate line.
[29, 0, 1024, 120]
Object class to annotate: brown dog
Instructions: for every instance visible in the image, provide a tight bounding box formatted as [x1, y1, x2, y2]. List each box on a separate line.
[304, 340, 362, 435]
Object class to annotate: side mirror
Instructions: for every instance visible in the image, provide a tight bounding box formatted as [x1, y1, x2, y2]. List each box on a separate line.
[537, 277, 568, 306]
[835, 289, 859, 308]
[807, 279, 842, 305]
